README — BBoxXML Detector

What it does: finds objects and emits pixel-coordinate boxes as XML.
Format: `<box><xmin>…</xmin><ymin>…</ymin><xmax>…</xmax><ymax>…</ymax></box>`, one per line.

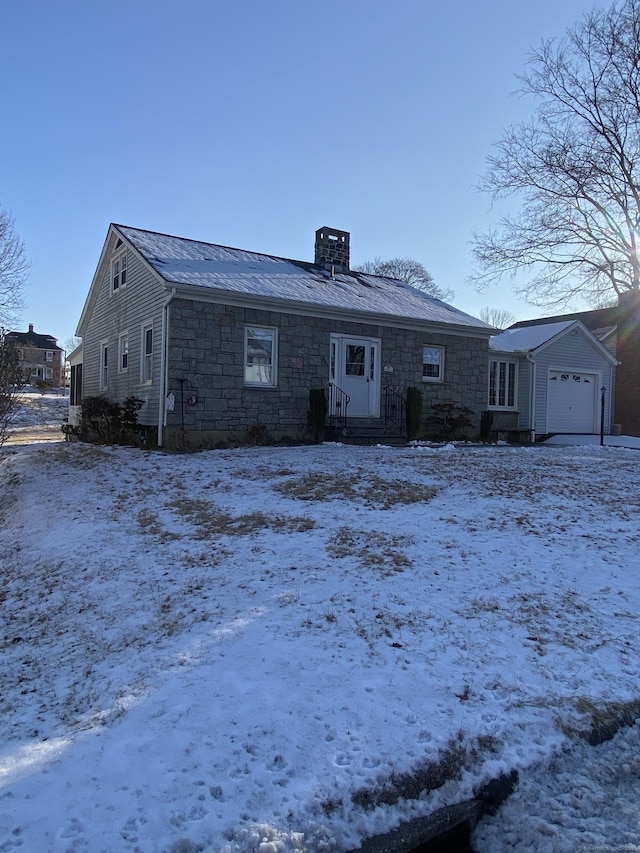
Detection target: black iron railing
<box><xmin>328</xmin><ymin>383</ymin><xmax>350</xmax><ymax>429</ymax></box>
<box><xmin>383</xmin><ymin>385</ymin><xmax>406</xmax><ymax>432</ymax></box>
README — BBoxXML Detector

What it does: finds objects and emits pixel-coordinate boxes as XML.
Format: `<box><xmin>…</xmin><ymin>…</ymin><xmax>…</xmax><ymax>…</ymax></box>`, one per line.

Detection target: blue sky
<box><xmin>1</xmin><ymin>0</ymin><xmax>600</xmax><ymax>349</ymax></box>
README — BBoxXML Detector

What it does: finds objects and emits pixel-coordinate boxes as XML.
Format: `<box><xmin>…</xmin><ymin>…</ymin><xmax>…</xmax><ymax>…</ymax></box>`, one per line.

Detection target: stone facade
<box><xmin>164</xmin><ymin>298</ymin><xmax>489</xmax><ymax>447</ymax></box>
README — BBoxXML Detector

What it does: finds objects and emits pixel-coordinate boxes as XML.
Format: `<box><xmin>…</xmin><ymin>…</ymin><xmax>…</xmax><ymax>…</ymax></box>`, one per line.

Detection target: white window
<box><xmin>489</xmin><ymin>359</ymin><xmax>517</xmax><ymax>408</ymax></box>
<box><xmin>244</xmin><ymin>327</ymin><xmax>277</xmax><ymax>386</ymax></box>
<box><xmin>45</xmin><ymin>350</ymin><xmax>54</xmax><ymax>362</ymax></box>
<box><xmin>100</xmin><ymin>342</ymin><xmax>109</xmax><ymax>390</ymax></box>
<box><xmin>112</xmin><ymin>250</ymin><xmax>127</xmax><ymax>293</ymax></box>
<box><xmin>118</xmin><ymin>332</ymin><xmax>129</xmax><ymax>373</ymax></box>
<box><xmin>45</xmin><ymin>367</ymin><xmax>53</xmax><ymax>380</ymax></box>
<box><xmin>141</xmin><ymin>324</ymin><xmax>153</xmax><ymax>383</ymax></box>
<box><xmin>422</xmin><ymin>346</ymin><xmax>444</xmax><ymax>382</ymax></box>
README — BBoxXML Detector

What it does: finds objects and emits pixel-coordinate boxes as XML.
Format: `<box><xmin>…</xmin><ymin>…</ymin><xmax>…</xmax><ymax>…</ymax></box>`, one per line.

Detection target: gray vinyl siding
<box><xmin>532</xmin><ymin>331</ymin><xmax>614</xmax><ymax>434</ymax></box>
<box><xmin>81</xmin><ymin>235</ymin><xmax>167</xmax><ymax>427</ymax></box>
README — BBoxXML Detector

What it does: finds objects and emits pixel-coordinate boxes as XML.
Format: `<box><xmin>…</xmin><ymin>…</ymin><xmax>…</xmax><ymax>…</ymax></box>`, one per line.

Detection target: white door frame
<box><xmin>329</xmin><ymin>334</ymin><xmax>381</xmax><ymax>418</ymax></box>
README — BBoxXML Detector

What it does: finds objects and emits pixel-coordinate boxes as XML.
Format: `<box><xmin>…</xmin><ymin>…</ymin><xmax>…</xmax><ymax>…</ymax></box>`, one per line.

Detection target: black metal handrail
<box><xmin>328</xmin><ymin>382</ymin><xmax>350</xmax><ymax>429</ymax></box>
<box><xmin>383</xmin><ymin>385</ymin><xmax>406</xmax><ymax>431</ymax></box>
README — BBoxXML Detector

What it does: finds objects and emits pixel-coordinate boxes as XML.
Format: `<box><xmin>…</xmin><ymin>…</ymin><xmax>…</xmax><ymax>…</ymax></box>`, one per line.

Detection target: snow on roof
<box><xmin>116</xmin><ymin>225</ymin><xmax>492</xmax><ymax>331</ymax></box>
<box><xmin>489</xmin><ymin>320</ymin><xmax>576</xmax><ymax>353</ymax></box>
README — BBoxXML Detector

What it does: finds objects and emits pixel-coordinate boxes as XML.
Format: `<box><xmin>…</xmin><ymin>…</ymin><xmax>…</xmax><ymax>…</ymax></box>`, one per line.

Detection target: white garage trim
<box><xmin>546</xmin><ymin>368</ymin><xmax>601</xmax><ymax>433</ymax></box>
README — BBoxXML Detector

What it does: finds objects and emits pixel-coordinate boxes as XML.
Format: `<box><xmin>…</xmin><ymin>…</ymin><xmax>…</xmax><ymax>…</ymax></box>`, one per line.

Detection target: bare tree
<box><xmin>472</xmin><ymin>0</ymin><xmax>640</xmax><ymax>308</ymax></box>
<box><xmin>0</xmin><ymin>207</ymin><xmax>29</xmax><ymax>326</ymax></box>
<box><xmin>479</xmin><ymin>306</ymin><xmax>517</xmax><ymax>329</ymax></box>
<box><xmin>356</xmin><ymin>257</ymin><xmax>454</xmax><ymax>301</ymax></box>
<box><xmin>0</xmin><ymin>330</ymin><xmax>24</xmax><ymax>446</ymax></box>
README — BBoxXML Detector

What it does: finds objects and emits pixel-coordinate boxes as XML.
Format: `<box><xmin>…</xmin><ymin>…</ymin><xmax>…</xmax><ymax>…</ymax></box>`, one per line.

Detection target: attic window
<box><xmin>111</xmin><ymin>250</ymin><xmax>127</xmax><ymax>293</ymax></box>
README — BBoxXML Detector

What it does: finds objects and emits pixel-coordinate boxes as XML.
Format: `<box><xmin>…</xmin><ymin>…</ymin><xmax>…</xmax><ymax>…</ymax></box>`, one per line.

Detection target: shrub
<box><xmin>405</xmin><ymin>386</ymin><xmax>422</xmax><ymax>441</ymax></box>
<box><xmin>70</xmin><ymin>395</ymin><xmax>144</xmax><ymax>445</ymax></box>
<box><xmin>425</xmin><ymin>401</ymin><xmax>475</xmax><ymax>441</ymax></box>
<box><xmin>33</xmin><ymin>379</ymin><xmax>50</xmax><ymax>395</ymax></box>
<box><xmin>480</xmin><ymin>410</ymin><xmax>494</xmax><ymax>442</ymax></box>
<box><xmin>308</xmin><ymin>388</ymin><xmax>328</xmax><ymax>443</ymax></box>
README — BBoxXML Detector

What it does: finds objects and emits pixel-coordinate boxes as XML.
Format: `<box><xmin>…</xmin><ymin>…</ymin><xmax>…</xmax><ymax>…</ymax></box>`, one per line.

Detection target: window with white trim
<box><xmin>45</xmin><ymin>367</ymin><xmax>53</xmax><ymax>380</ymax></box>
<box><xmin>118</xmin><ymin>332</ymin><xmax>129</xmax><ymax>373</ymax></box>
<box><xmin>45</xmin><ymin>350</ymin><xmax>54</xmax><ymax>362</ymax></box>
<box><xmin>100</xmin><ymin>342</ymin><xmax>109</xmax><ymax>390</ymax></box>
<box><xmin>422</xmin><ymin>345</ymin><xmax>444</xmax><ymax>382</ymax></box>
<box><xmin>244</xmin><ymin>326</ymin><xmax>277</xmax><ymax>386</ymax></box>
<box><xmin>489</xmin><ymin>358</ymin><xmax>516</xmax><ymax>408</ymax></box>
<box><xmin>141</xmin><ymin>324</ymin><xmax>153</xmax><ymax>383</ymax></box>
<box><xmin>111</xmin><ymin>250</ymin><xmax>127</xmax><ymax>293</ymax></box>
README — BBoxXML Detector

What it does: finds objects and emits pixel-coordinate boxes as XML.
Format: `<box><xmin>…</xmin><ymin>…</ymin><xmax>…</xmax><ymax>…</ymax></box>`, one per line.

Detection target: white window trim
<box><xmin>45</xmin><ymin>367</ymin><xmax>53</xmax><ymax>380</ymax></box>
<box><xmin>111</xmin><ymin>249</ymin><xmax>128</xmax><ymax>294</ymax></box>
<box><xmin>488</xmin><ymin>357</ymin><xmax>518</xmax><ymax>410</ymax></box>
<box><xmin>244</xmin><ymin>326</ymin><xmax>278</xmax><ymax>387</ymax></box>
<box><xmin>118</xmin><ymin>331</ymin><xmax>129</xmax><ymax>374</ymax></box>
<box><xmin>141</xmin><ymin>323</ymin><xmax>153</xmax><ymax>384</ymax></box>
<box><xmin>100</xmin><ymin>340</ymin><xmax>109</xmax><ymax>390</ymax></box>
<box><xmin>421</xmin><ymin>345</ymin><xmax>444</xmax><ymax>383</ymax></box>
<box><xmin>45</xmin><ymin>350</ymin><xmax>54</xmax><ymax>362</ymax></box>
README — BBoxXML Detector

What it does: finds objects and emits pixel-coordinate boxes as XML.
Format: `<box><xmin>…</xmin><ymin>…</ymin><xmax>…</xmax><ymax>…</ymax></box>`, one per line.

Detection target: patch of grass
<box><xmin>327</xmin><ymin>527</ymin><xmax>413</xmax><ymax>575</ymax></box>
<box><xmin>274</xmin><ymin>472</ymin><xmax>437</xmax><ymax>508</ymax></box>
<box><xmin>164</xmin><ymin>497</ymin><xmax>315</xmax><ymax>539</ymax></box>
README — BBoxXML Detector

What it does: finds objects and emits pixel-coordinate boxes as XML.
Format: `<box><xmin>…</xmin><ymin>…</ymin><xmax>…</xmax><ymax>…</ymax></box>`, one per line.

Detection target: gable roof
<box><xmin>109</xmin><ymin>225</ymin><xmax>493</xmax><ymax>335</ymax></box>
<box><xmin>490</xmin><ymin>319</ymin><xmax>618</xmax><ymax>364</ymax></box>
<box><xmin>510</xmin><ymin>306</ymin><xmax>618</xmax><ymax>344</ymax></box>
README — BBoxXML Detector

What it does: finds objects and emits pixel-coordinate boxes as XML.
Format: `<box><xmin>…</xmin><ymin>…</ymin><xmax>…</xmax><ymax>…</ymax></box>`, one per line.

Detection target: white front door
<box><xmin>330</xmin><ymin>335</ymin><xmax>380</xmax><ymax>417</ymax></box>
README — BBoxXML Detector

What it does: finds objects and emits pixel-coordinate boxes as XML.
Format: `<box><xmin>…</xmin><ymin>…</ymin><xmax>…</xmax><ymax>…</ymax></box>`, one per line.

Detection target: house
<box><xmin>488</xmin><ymin>320</ymin><xmax>618</xmax><ymax>440</ymax></box>
<box><xmin>506</xmin><ymin>291</ymin><xmax>640</xmax><ymax>436</ymax></box>
<box><xmin>5</xmin><ymin>324</ymin><xmax>64</xmax><ymax>387</ymax></box>
<box><xmin>72</xmin><ymin>224</ymin><xmax>494</xmax><ymax>446</ymax></box>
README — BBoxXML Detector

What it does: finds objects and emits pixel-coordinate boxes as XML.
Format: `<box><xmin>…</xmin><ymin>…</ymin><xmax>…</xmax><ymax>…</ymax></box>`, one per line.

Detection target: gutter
<box><xmin>526</xmin><ymin>354</ymin><xmax>536</xmax><ymax>439</ymax></box>
<box><xmin>157</xmin><ymin>288</ymin><xmax>176</xmax><ymax>448</ymax></box>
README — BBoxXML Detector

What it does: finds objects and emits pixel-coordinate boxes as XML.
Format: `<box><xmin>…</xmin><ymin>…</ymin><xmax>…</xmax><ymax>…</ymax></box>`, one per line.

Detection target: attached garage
<box><xmin>489</xmin><ymin>320</ymin><xmax>618</xmax><ymax>439</ymax></box>
<box><xmin>547</xmin><ymin>370</ymin><xmax>598</xmax><ymax>433</ymax></box>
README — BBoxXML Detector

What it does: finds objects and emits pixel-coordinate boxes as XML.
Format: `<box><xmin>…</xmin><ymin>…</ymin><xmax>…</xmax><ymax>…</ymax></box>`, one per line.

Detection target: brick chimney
<box><xmin>615</xmin><ymin>289</ymin><xmax>640</xmax><ymax>436</ymax></box>
<box><xmin>28</xmin><ymin>323</ymin><xmax>34</xmax><ymax>333</ymax></box>
<box><xmin>314</xmin><ymin>227</ymin><xmax>350</xmax><ymax>273</ymax></box>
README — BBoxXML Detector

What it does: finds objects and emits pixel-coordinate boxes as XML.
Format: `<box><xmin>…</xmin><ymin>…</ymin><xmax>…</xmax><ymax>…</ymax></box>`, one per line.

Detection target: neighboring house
<box><xmin>5</xmin><ymin>324</ymin><xmax>64</xmax><ymax>387</ymax></box>
<box><xmin>73</xmin><ymin>224</ymin><xmax>494</xmax><ymax>446</ymax></box>
<box><xmin>489</xmin><ymin>320</ymin><xmax>618</xmax><ymax>440</ymax></box>
<box><xmin>507</xmin><ymin>291</ymin><xmax>640</xmax><ymax>437</ymax></box>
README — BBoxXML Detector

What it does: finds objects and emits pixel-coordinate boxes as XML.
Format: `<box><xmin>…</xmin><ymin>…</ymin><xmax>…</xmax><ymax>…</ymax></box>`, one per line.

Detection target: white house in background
<box><xmin>488</xmin><ymin>320</ymin><xmax>619</xmax><ymax>440</ymax></box>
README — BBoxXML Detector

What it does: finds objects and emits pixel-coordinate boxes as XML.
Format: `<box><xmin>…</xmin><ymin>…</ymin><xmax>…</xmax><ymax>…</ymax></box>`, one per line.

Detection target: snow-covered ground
<box><xmin>1</xmin><ymin>394</ymin><xmax>639</xmax><ymax>852</ymax></box>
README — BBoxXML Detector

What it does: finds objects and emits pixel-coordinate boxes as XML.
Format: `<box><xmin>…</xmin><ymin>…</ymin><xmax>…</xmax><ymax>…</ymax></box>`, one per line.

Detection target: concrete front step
<box><xmin>325</xmin><ymin>421</ymin><xmax>407</xmax><ymax>446</ymax></box>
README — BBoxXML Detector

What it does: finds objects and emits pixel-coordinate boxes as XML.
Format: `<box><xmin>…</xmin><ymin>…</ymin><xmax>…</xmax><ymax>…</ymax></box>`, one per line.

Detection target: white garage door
<box><xmin>547</xmin><ymin>371</ymin><xmax>597</xmax><ymax>432</ymax></box>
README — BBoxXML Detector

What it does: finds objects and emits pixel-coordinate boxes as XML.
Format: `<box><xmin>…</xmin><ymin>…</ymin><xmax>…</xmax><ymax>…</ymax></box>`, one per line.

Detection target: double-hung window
<box><xmin>422</xmin><ymin>345</ymin><xmax>444</xmax><ymax>382</ymax></box>
<box><xmin>141</xmin><ymin>324</ymin><xmax>153</xmax><ymax>383</ymax></box>
<box><xmin>489</xmin><ymin>358</ymin><xmax>516</xmax><ymax>408</ymax></box>
<box><xmin>45</xmin><ymin>350</ymin><xmax>54</xmax><ymax>362</ymax></box>
<box><xmin>118</xmin><ymin>332</ymin><xmax>129</xmax><ymax>373</ymax></box>
<box><xmin>100</xmin><ymin>342</ymin><xmax>109</xmax><ymax>390</ymax></box>
<box><xmin>244</xmin><ymin>327</ymin><xmax>277</xmax><ymax>386</ymax></box>
<box><xmin>112</xmin><ymin>250</ymin><xmax>127</xmax><ymax>293</ymax></box>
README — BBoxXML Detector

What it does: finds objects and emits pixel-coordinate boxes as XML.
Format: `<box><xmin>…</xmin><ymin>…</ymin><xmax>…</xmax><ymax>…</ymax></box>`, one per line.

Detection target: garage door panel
<box><xmin>548</xmin><ymin>371</ymin><xmax>596</xmax><ymax>432</ymax></box>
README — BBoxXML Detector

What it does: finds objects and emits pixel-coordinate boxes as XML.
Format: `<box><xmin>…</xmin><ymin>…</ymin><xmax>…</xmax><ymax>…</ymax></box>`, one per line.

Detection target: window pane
<box><xmin>346</xmin><ymin>345</ymin><xmax>365</xmax><ymax>376</ymax></box>
<box><xmin>422</xmin><ymin>346</ymin><xmax>442</xmax><ymax>379</ymax></box>
<box><xmin>245</xmin><ymin>327</ymin><xmax>275</xmax><ymax>384</ymax></box>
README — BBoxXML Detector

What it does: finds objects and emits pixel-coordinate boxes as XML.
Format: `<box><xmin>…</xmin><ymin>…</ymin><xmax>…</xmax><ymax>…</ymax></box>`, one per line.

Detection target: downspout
<box><xmin>526</xmin><ymin>354</ymin><xmax>536</xmax><ymax>441</ymax></box>
<box><xmin>157</xmin><ymin>288</ymin><xmax>176</xmax><ymax>448</ymax></box>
